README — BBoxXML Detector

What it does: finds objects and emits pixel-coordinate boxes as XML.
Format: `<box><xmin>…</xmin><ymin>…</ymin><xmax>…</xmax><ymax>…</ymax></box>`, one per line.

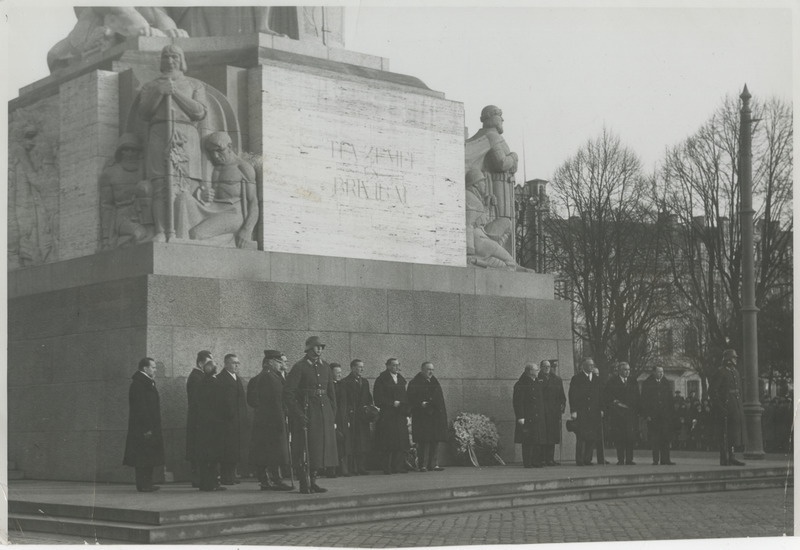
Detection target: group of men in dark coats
<box><xmin>512</xmin><ymin>360</ymin><xmax>566</xmax><ymax>468</ymax></box>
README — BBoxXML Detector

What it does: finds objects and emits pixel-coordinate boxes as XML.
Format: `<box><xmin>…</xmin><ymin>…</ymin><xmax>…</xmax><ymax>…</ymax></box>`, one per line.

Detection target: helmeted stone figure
<box><xmin>465</xmin><ymin>105</ymin><xmax>519</xmax><ymax>259</ymax></box>
<box><xmin>137</xmin><ymin>44</ymin><xmax>208</xmax><ymax>242</ymax></box>
<box><xmin>99</xmin><ymin>133</ymin><xmax>153</xmax><ymax>249</ymax></box>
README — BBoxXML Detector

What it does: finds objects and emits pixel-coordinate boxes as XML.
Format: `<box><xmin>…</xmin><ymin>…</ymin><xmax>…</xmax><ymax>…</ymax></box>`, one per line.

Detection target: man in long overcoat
<box><xmin>407</xmin><ymin>361</ymin><xmax>448</xmax><ymax>472</ymax></box>
<box><xmin>538</xmin><ymin>360</ymin><xmax>566</xmax><ymax>466</ymax></box>
<box><xmin>569</xmin><ymin>357</ymin><xmax>602</xmax><ymax>466</ymax></box>
<box><xmin>709</xmin><ymin>349</ymin><xmax>746</xmax><ymax>466</ymax></box>
<box><xmin>123</xmin><ymin>357</ymin><xmax>164</xmax><ymax>492</ymax></box>
<box><xmin>247</xmin><ymin>350</ymin><xmax>292</xmax><ymax>491</ymax></box>
<box><xmin>514</xmin><ymin>363</ymin><xmax>547</xmax><ymax>468</ymax></box>
<box><xmin>284</xmin><ymin>335</ymin><xmax>338</xmax><ymax>494</ymax></box>
<box><xmin>641</xmin><ymin>366</ymin><xmax>676</xmax><ymax>465</ymax></box>
<box><xmin>341</xmin><ymin>359</ymin><xmax>374</xmax><ymax>475</ymax></box>
<box><xmin>373</xmin><ymin>358</ymin><xmax>410</xmax><ymax>474</ymax></box>
<box><xmin>330</xmin><ymin>363</ymin><xmax>351</xmax><ymax>477</ymax></box>
<box><xmin>186</xmin><ymin>350</ymin><xmax>211</xmax><ymax>487</ymax></box>
<box><xmin>603</xmin><ymin>361</ymin><xmax>640</xmax><ymax>465</ymax></box>
<box><xmin>217</xmin><ymin>353</ymin><xmax>249</xmax><ymax>484</ymax></box>
<box><xmin>193</xmin><ymin>360</ymin><xmax>227</xmax><ymax>491</ymax></box>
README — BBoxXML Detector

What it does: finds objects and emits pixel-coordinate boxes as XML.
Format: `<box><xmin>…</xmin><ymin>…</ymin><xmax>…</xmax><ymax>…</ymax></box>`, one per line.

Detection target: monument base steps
<box><xmin>8</xmin><ymin>466</ymin><xmax>791</xmax><ymax>543</ymax></box>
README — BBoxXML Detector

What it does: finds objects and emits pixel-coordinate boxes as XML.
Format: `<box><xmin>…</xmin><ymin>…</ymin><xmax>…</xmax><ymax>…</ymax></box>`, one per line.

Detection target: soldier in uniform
<box><xmin>247</xmin><ymin>350</ymin><xmax>292</xmax><ymax>491</ymax></box>
<box><xmin>513</xmin><ymin>363</ymin><xmax>547</xmax><ymax>468</ymax></box>
<box><xmin>284</xmin><ymin>336</ymin><xmax>338</xmax><ymax>494</ymax></box>
<box><xmin>709</xmin><ymin>349</ymin><xmax>746</xmax><ymax>466</ymax></box>
<box><xmin>603</xmin><ymin>361</ymin><xmax>640</xmax><ymax>465</ymax></box>
<box><xmin>538</xmin><ymin>360</ymin><xmax>566</xmax><ymax>466</ymax></box>
<box><xmin>341</xmin><ymin>359</ymin><xmax>374</xmax><ymax>475</ymax></box>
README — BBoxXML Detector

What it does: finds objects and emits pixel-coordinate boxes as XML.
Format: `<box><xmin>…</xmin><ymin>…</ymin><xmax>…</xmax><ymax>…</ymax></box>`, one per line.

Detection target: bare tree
<box><xmin>546</xmin><ymin>129</ymin><xmax>677</xmax><ymax>377</ymax></box>
<box><xmin>658</xmin><ymin>95</ymin><xmax>793</xmax><ymax>385</ymax></box>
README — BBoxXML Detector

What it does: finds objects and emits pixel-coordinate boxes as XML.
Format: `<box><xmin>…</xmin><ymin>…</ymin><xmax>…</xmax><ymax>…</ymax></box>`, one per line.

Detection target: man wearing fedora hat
<box><xmin>709</xmin><ymin>349</ymin><xmax>746</xmax><ymax>466</ymax></box>
<box><xmin>284</xmin><ymin>336</ymin><xmax>339</xmax><ymax>493</ymax></box>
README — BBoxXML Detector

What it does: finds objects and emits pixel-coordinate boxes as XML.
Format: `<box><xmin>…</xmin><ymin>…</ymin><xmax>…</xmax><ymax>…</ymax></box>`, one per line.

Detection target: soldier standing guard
<box><xmin>284</xmin><ymin>336</ymin><xmax>339</xmax><ymax>494</ymax></box>
<box><xmin>709</xmin><ymin>349</ymin><xmax>746</xmax><ymax>466</ymax></box>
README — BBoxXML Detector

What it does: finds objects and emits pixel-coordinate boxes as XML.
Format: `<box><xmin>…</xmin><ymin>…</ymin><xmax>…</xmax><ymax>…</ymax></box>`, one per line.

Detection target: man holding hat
<box><xmin>247</xmin><ymin>350</ymin><xmax>292</xmax><ymax>491</ymax></box>
<box><xmin>709</xmin><ymin>349</ymin><xmax>746</xmax><ymax>466</ymax></box>
<box><xmin>284</xmin><ymin>336</ymin><xmax>339</xmax><ymax>493</ymax></box>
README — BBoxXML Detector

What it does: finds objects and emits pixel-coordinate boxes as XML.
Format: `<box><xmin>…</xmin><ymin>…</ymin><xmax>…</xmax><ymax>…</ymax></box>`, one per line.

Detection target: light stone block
<box><xmin>147</xmin><ymin>275</ymin><xmax>221</xmax><ymax>328</ymax></box>
<box><xmin>256</xmin><ymin>64</ymin><xmax>465</xmax><ymax>266</ymax></box>
<box><xmin>411</xmin><ymin>263</ymin><xmax>474</xmax><ymax>294</ymax></box>
<box><xmin>461</xmin><ymin>379</ymin><xmax>515</xmax><ymax>423</ymax></box>
<box><xmin>58</xmin><ymin>71</ymin><xmax>119</xmax><ymax>262</ymax></box>
<box><xmin>424</xmin><ymin>336</ymin><xmax>495</xmax><ymax>379</ymax></box>
<box><xmin>8</xmin><ymin>338</ymin><xmax>55</xmax><ymax>387</ymax></box>
<box><xmin>152</xmin><ymin>243</ymin><xmax>270</xmax><ymax>281</ymax></box>
<box><xmin>219</xmin><ymin>280</ymin><xmax>308</xmax><ymax>330</ymax></box>
<box><xmin>269</xmin><ymin>252</ymin><xmax>347</xmax><ymax>286</ymax></box>
<box><xmin>345</xmin><ymin>258</ymin><xmax>413</xmax><ymax>290</ymax></box>
<box><xmin>460</xmin><ymin>295</ymin><xmax>527</xmax><ymax>338</ymax></box>
<box><xmin>475</xmin><ymin>270</ymin><xmax>554</xmax><ymax>300</ymax></box>
<box><xmin>387</xmin><ymin>290</ymin><xmax>460</xmax><ymax>336</ymax></box>
<box><xmin>493</xmin><ymin>337</ymin><xmax>560</xmax><ymax>380</ymax></box>
<box><xmin>556</xmin><ymin>340</ymin><xmax>576</xmax><ymax>378</ymax></box>
<box><xmin>526</xmin><ymin>298</ymin><xmax>573</xmax><ymax>340</ymax></box>
<box><xmin>307</xmin><ymin>286</ymin><xmax>388</xmax><ymax>333</ymax></box>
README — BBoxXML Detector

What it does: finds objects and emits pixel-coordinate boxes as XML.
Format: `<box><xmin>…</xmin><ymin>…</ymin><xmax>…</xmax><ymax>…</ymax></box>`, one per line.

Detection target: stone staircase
<box><xmin>8</xmin><ymin>466</ymin><xmax>791</xmax><ymax>544</ymax></box>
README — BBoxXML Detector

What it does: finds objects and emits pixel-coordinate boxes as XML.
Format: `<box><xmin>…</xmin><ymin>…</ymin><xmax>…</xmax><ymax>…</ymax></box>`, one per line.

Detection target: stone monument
<box><xmin>465</xmin><ymin>105</ymin><xmax>519</xmax><ymax>261</ymax></box>
<box><xmin>8</xmin><ymin>6</ymin><xmax>572</xmax><ymax>482</ymax></box>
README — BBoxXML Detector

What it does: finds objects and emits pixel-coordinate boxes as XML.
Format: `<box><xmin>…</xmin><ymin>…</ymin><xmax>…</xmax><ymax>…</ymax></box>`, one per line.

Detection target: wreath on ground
<box><xmin>450</xmin><ymin>412</ymin><xmax>505</xmax><ymax>467</ymax></box>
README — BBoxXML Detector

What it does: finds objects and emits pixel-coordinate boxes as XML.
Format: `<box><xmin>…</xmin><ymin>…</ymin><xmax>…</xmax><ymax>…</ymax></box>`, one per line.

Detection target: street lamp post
<box><xmin>738</xmin><ymin>84</ymin><xmax>764</xmax><ymax>459</ymax></box>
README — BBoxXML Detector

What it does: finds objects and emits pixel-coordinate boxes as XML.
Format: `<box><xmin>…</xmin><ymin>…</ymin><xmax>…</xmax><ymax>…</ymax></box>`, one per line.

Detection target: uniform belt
<box><xmin>303</xmin><ymin>388</ymin><xmax>326</xmax><ymax>397</ymax></box>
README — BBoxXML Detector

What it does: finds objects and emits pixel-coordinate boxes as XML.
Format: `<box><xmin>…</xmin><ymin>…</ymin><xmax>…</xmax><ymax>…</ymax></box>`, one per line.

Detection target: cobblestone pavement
<box><xmin>14</xmin><ymin>487</ymin><xmax>789</xmax><ymax>546</ymax></box>
<box><xmin>189</xmin><ymin>487</ymin><xmax>793</xmax><ymax>546</ymax></box>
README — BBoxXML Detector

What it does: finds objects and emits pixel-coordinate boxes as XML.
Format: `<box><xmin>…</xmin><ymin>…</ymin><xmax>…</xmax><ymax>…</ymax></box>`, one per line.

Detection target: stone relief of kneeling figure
<box><xmin>465</xmin><ymin>168</ymin><xmax>525</xmax><ymax>271</ymax></box>
<box><xmin>173</xmin><ymin>132</ymin><xmax>259</xmax><ymax>249</ymax></box>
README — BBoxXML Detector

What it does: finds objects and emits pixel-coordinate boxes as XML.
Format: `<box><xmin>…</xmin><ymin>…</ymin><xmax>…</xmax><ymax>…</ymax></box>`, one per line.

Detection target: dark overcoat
<box><xmin>709</xmin><ymin>366</ymin><xmax>745</xmax><ymax>446</ymax></box>
<box><xmin>341</xmin><ymin>373</ymin><xmax>374</xmax><ymax>453</ymax></box>
<box><xmin>603</xmin><ymin>375</ymin><xmax>640</xmax><ymax>441</ymax></box>
<box><xmin>217</xmin><ymin>369</ymin><xmax>249</xmax><ymax>463</ymax></box>
<box><xmin>513</xmin><ymin>373</ymin><xmax>547</xmax><ymax>444</ymax></box>
<box><xmin>568</xmin><ymin>371</ymin><xmax>602</xmax><ymax>441</ymax></box>
<box><xmin>640</xmin><ymin>375</ymin><xmax>673</xmax><ymax>441</ymax></box>
<box><xmin>373</xmin><ymin>370</ymin><xmax>410</xmax><ymax>452</ymax></box>
<box><xmin>247</xmin><ymin>368</ymin><xmax>289</xmax><ymax>467</ymax></box>
<box><xmin>284</xmin><ymin>355</ymin><xmax>339</xmax><ymax>469</ymax></box>
<box><xmin>538</xmin><ymin>371</ymin><xmax>566</xmax><ymax>444</ymax></box>
<box><xmin>193</xmin><ymin>373</ymin><xmax>227</xmax><ymax>462</ymax></box>
<box><xmin>185</xmin><ymin>367</ymin><xmax>204</xmax><ymax>461</ymax></box>
<box><xmin>407</xmin><ymin>373</ymin><xmax>448</xmax><ymax>443</ymax></box>
<box><xmin>123</xmin><ymin>370</ymin><xmax>165</xmax><ymax>467</ymax></box>
<box><xmin>333</xmin><ymin>379</ymin><xmax>351</xmax><ymax>456</ymax></box>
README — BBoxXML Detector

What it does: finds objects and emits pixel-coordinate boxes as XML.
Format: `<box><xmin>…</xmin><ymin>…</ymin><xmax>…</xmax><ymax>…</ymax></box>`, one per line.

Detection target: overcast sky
<box><xmin>3</xmin><ymin>1</ymin><xmax>795</xmax><ymax>180</ymax></box>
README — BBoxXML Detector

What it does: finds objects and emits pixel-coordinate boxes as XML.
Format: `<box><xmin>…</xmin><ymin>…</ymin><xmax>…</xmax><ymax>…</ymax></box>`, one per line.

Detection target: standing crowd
<box><xmin>124</xmin><ymin>344</ymin><xmax>752</xmax><ymax>493</ymax></box>
<box><xmin>124</xmin><ymin>336</ymin><xmax>448</xmax><ymax>494</ymax></box>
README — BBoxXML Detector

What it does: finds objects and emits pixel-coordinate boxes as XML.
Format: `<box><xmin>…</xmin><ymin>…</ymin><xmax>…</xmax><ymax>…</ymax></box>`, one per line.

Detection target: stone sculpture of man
<box><xmin>465</xmin><ymin>168</ymin><xmax>517</xmax><ymax>270</ymax></box>
<box><xmin>138</xmin><ymin>45</ymin><xmax>208</xmax><ymax>242</ymax></box>
<box><xmin>172</xmin><ymin>132</ymin><xmax>258</xmax><ymax>248</ymax></box>
<box><xmin>99</xmin><ymin>133</ymin><xmax>153</xmax><ymax>249</ymax></box>
<box><xmin>465</xmin><ymin>105</ymin><xmax>519</xmax><ymax>257</ymax></box>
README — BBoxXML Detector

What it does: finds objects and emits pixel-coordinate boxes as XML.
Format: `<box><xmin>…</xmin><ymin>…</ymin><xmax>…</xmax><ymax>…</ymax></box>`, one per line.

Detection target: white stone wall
<box><xmin>58</xmin><ymin>71</ymin><xmax>120</xmax><ymax>261</ymax></box>
<box><xmin>253</xmin><ymin>64</ymin><xmax>466</xmax><ymax>266</ymax></box>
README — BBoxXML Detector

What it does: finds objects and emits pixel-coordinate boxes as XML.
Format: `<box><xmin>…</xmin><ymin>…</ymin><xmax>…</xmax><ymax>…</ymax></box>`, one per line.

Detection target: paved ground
<box><xmin>9</xmin><ymin>487</ymin><xmax>793</xmax><ymax>545</ymax></box>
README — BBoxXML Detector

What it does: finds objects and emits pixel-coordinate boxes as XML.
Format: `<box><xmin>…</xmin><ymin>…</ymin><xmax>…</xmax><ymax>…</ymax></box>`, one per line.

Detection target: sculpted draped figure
<box><xmin>465</xmin><ymin>169</ymin><xmax>519</xmax><ymax>271</ymax></box>
<box><xmin>465</xmin><ymin>105</ymin><xmax>519</xmax><ymax>259</ymax></box>
<box><xmin>48</xmin><ymin>6</ymin><xmax>344</xmax><ymax>71</ymax></box>
<box><xmin>138</xmin><ymin>45</ymin><xmax>208</xmax><ymax>242</ymax></box>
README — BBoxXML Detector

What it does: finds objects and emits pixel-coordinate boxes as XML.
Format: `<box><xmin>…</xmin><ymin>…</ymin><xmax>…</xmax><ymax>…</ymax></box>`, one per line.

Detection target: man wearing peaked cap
<box><xmin>284</xmin><ymin>336</ymin><xmax>338</xmax><ymax>493</ymax></box>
